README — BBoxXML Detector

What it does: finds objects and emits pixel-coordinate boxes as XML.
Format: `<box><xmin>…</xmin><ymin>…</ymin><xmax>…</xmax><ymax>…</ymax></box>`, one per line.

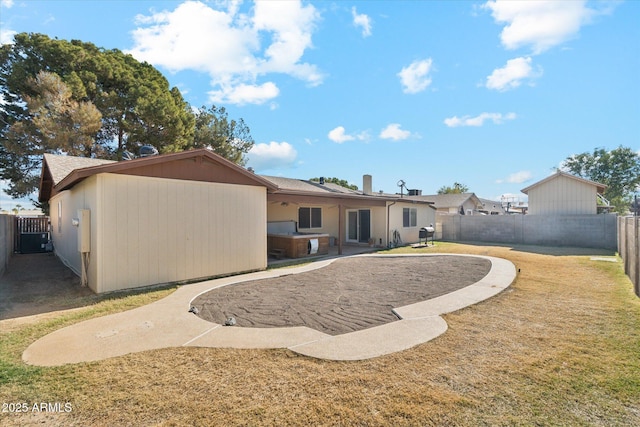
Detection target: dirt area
<box><xmin>0</xmin><ymin>253</ymin><xmax>96</xmax><ymax>321</ymax></box>
<box><xmin>192</xmin><ymin>255</ymin><xmax>491</xmax><ymax>335</ymax></box>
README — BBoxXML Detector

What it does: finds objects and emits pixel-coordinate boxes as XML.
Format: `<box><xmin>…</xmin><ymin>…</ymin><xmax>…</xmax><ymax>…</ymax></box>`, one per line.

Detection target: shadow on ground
<box><xmin>0</xmin><ymin>253</ymin><xmax>97</xmax><ymax>320</ymax></box>
<box><xmin>452</xmin><ymin>241</ymin><xmax>617</xmax><ymax>257</ymax></box>
<box><xmin>0</xmin><ymin>243</ymin><xmax>617</xmax><ymax>321</ymax></box>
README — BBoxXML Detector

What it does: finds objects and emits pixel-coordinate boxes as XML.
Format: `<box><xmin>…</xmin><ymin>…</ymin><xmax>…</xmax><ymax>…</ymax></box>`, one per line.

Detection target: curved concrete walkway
<box><xmin>23</xmin><ymin>254</ymin><xmax>516</xmax><ymax>366</ymax></box>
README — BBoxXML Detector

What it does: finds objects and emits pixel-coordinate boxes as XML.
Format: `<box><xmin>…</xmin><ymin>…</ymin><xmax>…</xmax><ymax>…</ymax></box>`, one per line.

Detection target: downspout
<box><xmin>338</xmin><ymin>203</ymin><xmax>343</xmax><ymax>255</ymax></box>
<box><xmin>387</xmin><ymin>200</ymin><xmax>397</xmax><ymax>248</ymax></box>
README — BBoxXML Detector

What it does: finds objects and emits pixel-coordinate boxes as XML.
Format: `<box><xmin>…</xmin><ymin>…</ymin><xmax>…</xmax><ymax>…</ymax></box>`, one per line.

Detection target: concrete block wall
<box><xmin>0</xmin><ymin>214</ymin><xmax>14</xmax><ymax>277</ymax></box>
<box><xmin>439</xmin><ymin>213</ymin><xmax>617</xmax><ymax>251</ymax></box>
<box><xmin>618</xmin><ymin>216</ymin><xmax>639</xmax><ymax>297</ymax></box>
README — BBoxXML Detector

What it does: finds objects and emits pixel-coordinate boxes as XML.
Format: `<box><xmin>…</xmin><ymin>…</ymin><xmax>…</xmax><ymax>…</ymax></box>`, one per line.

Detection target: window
<box><xmin>299</xmin><ymin>207</ymin><xmax>322</xmax><ymax>229</ymax></box>
<box><xmin>403</xmin><ymin>207</ymin><xmax>417</xmax><ymax>227</ymax></box>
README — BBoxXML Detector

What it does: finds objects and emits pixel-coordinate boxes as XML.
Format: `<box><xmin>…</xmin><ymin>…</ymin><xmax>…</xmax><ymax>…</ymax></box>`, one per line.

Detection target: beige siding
<box><xmin>369</xmin><ymin>206</ymin><xmax>387</xmax><ymax>245</ymax></box>
<box><xmin>92</xmin><ymin>173</ymin><xmax>266</xmax><ymax>293</ymax></box>
<box><xmin>267</xmin><ymin>202</ymin><xmax>340</xmax><ymax>238</ymax></box>
<box><xmin>389</xmin><ymin>202</ymin><xmax>436</xmax><ymax>245</ymax></box>
<box><xmin>49</xmin><ymin>176</ymin><xmax>99</xmax><ymax>291</ymax></box>
<box><xmin>528</xmin><ymin>174</ymin><xmax>597</xmax><ymax>215</ymax></box>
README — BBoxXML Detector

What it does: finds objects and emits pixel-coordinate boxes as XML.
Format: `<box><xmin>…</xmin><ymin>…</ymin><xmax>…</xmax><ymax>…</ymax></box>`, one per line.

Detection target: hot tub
<box><xmin>267</xmin><ymin>221</ymin><xmax>330</xmax><ymax>259</ymax></box>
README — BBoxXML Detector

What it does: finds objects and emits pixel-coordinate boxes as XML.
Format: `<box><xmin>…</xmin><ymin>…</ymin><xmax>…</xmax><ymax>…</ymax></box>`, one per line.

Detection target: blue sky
<box><xmin>1</xmin><ymin>0</ymin><xmax>639</xmax><ymax>211</ymax></box>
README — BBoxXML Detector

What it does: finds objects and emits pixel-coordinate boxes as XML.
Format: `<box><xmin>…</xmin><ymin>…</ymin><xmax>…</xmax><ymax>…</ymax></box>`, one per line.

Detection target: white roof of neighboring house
<box><xmin>521</xmin><ymin>171</ymin><xmax>606</xmax><ymax>194</ymax></box>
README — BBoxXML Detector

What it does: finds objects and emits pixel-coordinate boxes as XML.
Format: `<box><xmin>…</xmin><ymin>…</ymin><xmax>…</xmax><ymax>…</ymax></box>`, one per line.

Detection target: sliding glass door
<box><xmin>347</xmin><ymin>209</ymin><xmax>371</xmax><ymax>243</ymax></box>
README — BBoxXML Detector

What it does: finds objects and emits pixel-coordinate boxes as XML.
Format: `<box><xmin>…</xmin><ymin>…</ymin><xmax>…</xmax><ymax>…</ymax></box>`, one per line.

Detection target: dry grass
<box><xmin>1</xmin><ymin>243</ymin><xmax>639</xmax><ymax>426</ymax></box>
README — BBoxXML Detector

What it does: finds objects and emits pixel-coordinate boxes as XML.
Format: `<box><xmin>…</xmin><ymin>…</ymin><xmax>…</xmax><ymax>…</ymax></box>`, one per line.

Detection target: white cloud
<box><xmin>0</xmin><ymin>0</ymin><xmax>16</xmax><ymax>45</ymax></box>
<box><xmin>0</xmin><ymin>28</ymin><xmax>16</xmax><ymax>45</ymax></box>
<box><xmin>352</xmin><ymin>7</ymin><xmax>372</xmax><ymax>37</ymax></box>
<box><xmin>379</xmin><ymin>123</ymin><xmax>411</xmax><ymax>141</ymax></box>
<box><xmin>209</xmin><ymin>81</ymin><xmax>279</xmax><ymax>105</ymax></box>
<box><xmin>247</xmin><ymin>141</ymin><xmax>297</xmax><ymax>170</ymax></box>
<box><xmin>497</xmin><ymin>171</ymin><xmax>533</xmax><ymax>184</ymax></box>
<box><xmin>328</xmin><ymin>126</ymin><xmax>355</xmax><ymax>143</ymax></box>
<box><xmin>327</xmin><ymin>126</ymin><xmax>368</xmax><ymax>143</ymax></box>
<box><xmin>397</xmin><ymin>58</ymin><xmax>433</xmax><ymax>94</ymax></box>
<box><xmin>483</xmin><ymin>0</ymin><xmax>596</xmax><ymax>54</ymax></box>
<box><xmin>444</xmin><ymin>112</ymin><xmax>516</xmax><ymax>127</ymax></box>
<box><xmin>127</xmin><ymin>0</ymin><xmax>322</xmax><ymax>105</ymax></box>
<box><xmin>486</xmin><ymin>56</ymin><xmax>541</xmax><ymax>91</ymax></box>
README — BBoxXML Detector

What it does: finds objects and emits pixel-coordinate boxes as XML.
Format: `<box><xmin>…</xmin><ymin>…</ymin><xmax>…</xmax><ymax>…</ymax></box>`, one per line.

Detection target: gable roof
<box><xmin>521</xmin><ymin>171</ymin><xmax>606</xmax><ymax>195</ymax></box>
<box><xmin>408</xmin><ymin>193</ymin><xmax>482</xmax><ymax>210</ymax></box>
<box><xmin>39</xmin><ymin>149</ymin><xmax>278</xmax><ymax>202</ymax></box>
<box><xmin>477</xmin><ymin>198</ymin><xmax>506</xmax><ymax>213</ymax></box>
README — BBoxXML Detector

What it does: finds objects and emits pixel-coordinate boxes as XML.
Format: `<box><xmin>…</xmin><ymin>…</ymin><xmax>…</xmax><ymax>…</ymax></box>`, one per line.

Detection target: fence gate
<box><xmin>14</xmin><ymin>216</ymin><xmax>51</xmax><ymax>254</ymax></box>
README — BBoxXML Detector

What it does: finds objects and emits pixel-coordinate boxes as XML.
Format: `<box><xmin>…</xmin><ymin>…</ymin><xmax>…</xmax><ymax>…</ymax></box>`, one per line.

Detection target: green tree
<box><xmin>562</xmin><ymin>146</ymin><xmax>640</xmax><ymax>213</ymax></box>
<box><xmin>437</xmin><ymin>182</ymin><xmax>469</xmax><ymax>194</ymax></box>
<box><xmin>190</xmin><ymin>106</ymin><xmax>254</xmax><ymax>165</ymax></box>
<box><xmin>310</xmin><ymin>177</ymin><xmax>358</xmax><ymax>190</ymax></box>
<box><xmin>0</xmin><ymin>32</ymin><xmax>195</xmax><ymax>198</ymax></box>
<box><xmin>2</xmin><ymin>71</ymin><xmax>102</xmax><ymax>197</ymax></box>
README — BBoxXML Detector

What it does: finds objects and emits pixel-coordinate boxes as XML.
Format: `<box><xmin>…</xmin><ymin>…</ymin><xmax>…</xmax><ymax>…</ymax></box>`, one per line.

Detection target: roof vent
<box><xmin>122</xmin><ymin>150</ymin><xmax>135</xmax><ymax>161</ymax></box>
<box><xmin>319</xmin><ymin>177</ymin><xmax>325</xmax><ymax>185</ymax></box>
<box><xmin>139</xmin><ymin>145</ymin><xmax>159</xmax><ymax>157</ymax></box>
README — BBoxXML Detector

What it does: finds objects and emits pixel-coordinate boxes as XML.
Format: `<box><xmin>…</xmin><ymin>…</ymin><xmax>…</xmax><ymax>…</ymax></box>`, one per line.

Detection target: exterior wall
<box><xmin>49</xmin><ymin>176</ymin><xmax>99</xmax><ymax>283</ymax></box>
<box><xmin>52</xmin><ymin>173</ymin><xmax>267</xmax><ymax>293</ymax></box>
<box><xmin>367</xmin><ymin>206</ymin><xmax>387</xmax><ymax>246</ymax></box>
<box><xmin>528</xmin><ymin>175</ymin><xmax>597</xmax><ymax>215</ymax></box>
<box><xmin>267</xmin><ymin>202</ymin><xmax>340</xmax><ymax>240</ymax></box>
<box><xmin>0</xmin><ymin>214</ymin><xmax>15</xmax><ymax>277</ymax></box>
<box><xmin>618</xmin><ymin>216</ymin><xmax>639</xmax><ymax>297</ymax></box>
<box><xmin>94</xmin><ymin>173</ymin><xmax>267</xmax><ymax>293</ymax></box>
<box><xmin>389</xmin><ymin>202</ymin><xmax>436</xmax><ymax>245</ymax></box>
<box><xmin>439</xmin><ymin>213</ymin><xmax>617</xmax><ymax>250</ymax></box>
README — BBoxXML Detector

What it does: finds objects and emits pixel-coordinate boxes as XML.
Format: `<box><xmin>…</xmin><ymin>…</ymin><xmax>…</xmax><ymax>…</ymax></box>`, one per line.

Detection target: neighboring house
<box><xmin>261</xmin><ymin>174</ymin><xmax>436</xmax><ymax>255</ymax></box>
<box><xmin>39</xmin><ymin>153</ymin><xmax>435</xmax><ymax>293</ymax></box>
<box><xmin>39</xmin><ymin>149</ymin><xmax>277</xmax><ymax>293</ymax></box>
<box><xmin>409</xmin><ymin>193</ymin><xmax>483</xmax><ymax>215</ymax></box>
<box><xmin>521</xmin><ymin>171</ymin><xmax>608</xmax><ymax>215</ymax></box>
<box><xmin>477</xmin><ymin>198</ymin><xmax>506</xmax><ymax>215</ymax></box>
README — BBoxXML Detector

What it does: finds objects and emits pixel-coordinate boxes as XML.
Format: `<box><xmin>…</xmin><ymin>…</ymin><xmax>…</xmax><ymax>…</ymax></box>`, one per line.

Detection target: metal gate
<box><xmin>14</xmin><ymin>216</ymin><xmax>51</xmax><ymax>254</ymax></box>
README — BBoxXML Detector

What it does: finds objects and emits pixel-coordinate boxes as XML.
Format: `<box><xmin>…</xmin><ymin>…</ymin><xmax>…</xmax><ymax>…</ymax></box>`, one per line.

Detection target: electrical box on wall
<box><xmin>78</xmin><ymin>209</ymin><xmax>91</xmax><ymax>253</ymax></box>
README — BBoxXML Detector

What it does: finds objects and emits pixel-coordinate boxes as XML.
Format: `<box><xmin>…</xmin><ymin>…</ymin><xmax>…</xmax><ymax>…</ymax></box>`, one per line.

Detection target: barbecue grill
<box><xmin>419</xmin><ymin>225</ymin><xmax>435</xmax><ymax>246</ymax></box>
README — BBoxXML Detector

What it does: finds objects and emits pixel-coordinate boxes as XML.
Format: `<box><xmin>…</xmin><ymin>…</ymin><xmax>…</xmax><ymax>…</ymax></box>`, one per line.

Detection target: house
<box><xmin>521</xmin><ymin>171</ymin><xmax>608</xmax><ymax>215</ymax></box>
<box><xmin>39</xmin><ymin>149</ymin><xmax>277</xmax><ymax>293</ymax></box>
<box><xmin>262</xmin><ymin>174</ymin><xmax>436</xmax><ymax>256</ymax></box>
<box><xmin>409</xmin><ymin>193</ymin><xmax>483</xmax><ymax>215</ymax></box>
<box><xmin>477</xmin><ymin>198</ymin><xmax>506</xmax><ymax>215</ymax></box>
<box><xmin>39</xmin><ymin>151</ymin><xmax>436</xmax><ymax>293</ymax></box>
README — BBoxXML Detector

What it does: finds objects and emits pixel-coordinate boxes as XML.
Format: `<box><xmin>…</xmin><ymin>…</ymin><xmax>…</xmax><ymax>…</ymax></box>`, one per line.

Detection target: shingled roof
<box><xmin>407</xmin><ymin>192</ymin><xmax>482</xmax><ymax>211</ymax></box>
<box><xmin>39</xmin><ymin>154</ymin><xmax>116</xmax><ymax>202</ymax></box>
<box><xmin>39</xmin><ymin>149</ymin><xmax>278</xmax><ymax>202</ymax></box>
<box><xmin>260</xmin><ymin>176</ymin><xmax>362</xmax><ymax>195</ymax></box>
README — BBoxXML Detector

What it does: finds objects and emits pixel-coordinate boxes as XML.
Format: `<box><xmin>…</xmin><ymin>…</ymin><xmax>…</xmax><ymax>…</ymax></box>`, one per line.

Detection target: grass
<box><xmin>1</xmin><ymin>243</ymin><xmax>639</xmax><ymax>426</ymax></box>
